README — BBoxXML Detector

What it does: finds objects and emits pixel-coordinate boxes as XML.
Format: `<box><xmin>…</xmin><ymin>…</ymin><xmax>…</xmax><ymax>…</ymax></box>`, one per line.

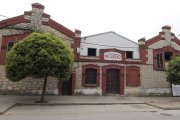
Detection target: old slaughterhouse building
<box><xmin>0</xmin><ymin>3</ymin><xmax>180</xmax><ymax>96</ymax></box>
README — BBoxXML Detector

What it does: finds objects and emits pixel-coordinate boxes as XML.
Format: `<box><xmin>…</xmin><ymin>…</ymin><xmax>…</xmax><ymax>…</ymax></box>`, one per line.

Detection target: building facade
<box><xmin>0</xmin><ymin>3</ymin><xmax>81</xmax><ymax>95</ymax></box>
<box><xmin>75</xmin><ymin>26</ymin><xmax>180</xmax><ymax>96</ymax></box>
<box><xmin>0</xmin><ymin>3</ymin><xmax>180</xmax><ymax>96</ymax></box>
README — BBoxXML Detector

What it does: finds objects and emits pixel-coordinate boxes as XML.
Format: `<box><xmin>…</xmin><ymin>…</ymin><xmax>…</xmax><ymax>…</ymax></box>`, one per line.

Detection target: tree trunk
<box><xmin>39</xmin><ymin>77</ymin><xmax>48</xmax><ymax>103</ymax></box>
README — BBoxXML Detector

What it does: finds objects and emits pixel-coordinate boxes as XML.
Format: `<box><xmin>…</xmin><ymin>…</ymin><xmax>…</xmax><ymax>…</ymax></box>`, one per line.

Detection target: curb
<box><xmin>16</xmin><ymin>102</ymin><xmax>145</xmax><ymax>106</ymax></box>
<box><xmin>0</xmin><ymin>102</ymin><xmax>145</xmax><ymax>114</ymax></box>
<box><xmin>145</xmin><ymin>103</ymin><xmax>180</xmax><ymax>110</ymax></box>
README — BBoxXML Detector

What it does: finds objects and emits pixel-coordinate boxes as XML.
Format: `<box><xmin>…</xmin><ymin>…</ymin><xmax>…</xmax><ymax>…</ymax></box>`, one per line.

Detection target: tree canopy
<box><xmin>5</xmin><ymin>32</ymin><xmax>74</xmax><ymax>102</ymax></box>
<box><xmin>166</xmin><ymin>56</ymin><xmax>180</xmax><ymax>84</ymax></box>
<box><xmin>6</xmin><ymin>32</ymin><xmax>73</xmax><ymax>81</ymax></box>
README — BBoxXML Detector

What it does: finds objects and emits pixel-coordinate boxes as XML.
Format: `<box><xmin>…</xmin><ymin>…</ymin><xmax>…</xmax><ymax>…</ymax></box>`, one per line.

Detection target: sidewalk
<box><xmin>0</xmin><ymin>95</ymin><xmax>180</xmax><ymax>114</ymax></box>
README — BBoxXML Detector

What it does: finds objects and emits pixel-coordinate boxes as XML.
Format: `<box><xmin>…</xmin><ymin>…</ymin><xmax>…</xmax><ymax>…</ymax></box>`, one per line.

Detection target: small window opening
<box><xmin>88</xmin><ymin>48</ymin><xmax>96</xmax><ymax>56</ymax></box>
<box><xmin>165</xmin><ymin>52</ymin><xmax>173</xmax><ymax>61</ymax></box>
<box><xmin>126</xmin><ymin>51</ymin><xmax>133</xmax><ymax>59</ymax></box>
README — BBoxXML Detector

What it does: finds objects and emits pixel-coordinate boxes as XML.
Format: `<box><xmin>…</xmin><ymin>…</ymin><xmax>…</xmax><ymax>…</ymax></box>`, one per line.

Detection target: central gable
<box><xmin>80</xmin><ymin>31</ymin><xmax>140</xmax><ymax>59</ymax></box>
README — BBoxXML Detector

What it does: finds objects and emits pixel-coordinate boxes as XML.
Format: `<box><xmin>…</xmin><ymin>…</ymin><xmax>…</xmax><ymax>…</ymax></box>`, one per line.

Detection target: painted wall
<box><xmin>80</xmin><ymin>32</ymin><xmax>140</xmax><ymax>59</ymax></box>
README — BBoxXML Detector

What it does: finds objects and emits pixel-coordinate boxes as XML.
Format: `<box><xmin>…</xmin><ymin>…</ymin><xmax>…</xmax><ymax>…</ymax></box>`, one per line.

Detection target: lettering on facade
<box><xmin>104</xmin><ymin>52</ymin><xmax>122</xmax><ymax>61</ymax></box>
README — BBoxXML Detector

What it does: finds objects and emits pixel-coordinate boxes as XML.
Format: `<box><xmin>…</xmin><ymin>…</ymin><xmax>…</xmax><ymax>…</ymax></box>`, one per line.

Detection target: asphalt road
<box><xmin>0</xmin><ymin>104</ymin><xmax>180</xmax><ymax>120</ymax></box>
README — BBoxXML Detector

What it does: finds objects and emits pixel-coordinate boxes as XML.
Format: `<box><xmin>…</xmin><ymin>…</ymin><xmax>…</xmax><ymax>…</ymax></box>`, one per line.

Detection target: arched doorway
<box><xmin>106</xmin><ymin>69</ymin><xmax>120</xmax><ymax>94</ymax></box>
<box><xmin>102</xmin><ymin>65</ymin><xmax>124</xmax><ymax>95</ymax></box>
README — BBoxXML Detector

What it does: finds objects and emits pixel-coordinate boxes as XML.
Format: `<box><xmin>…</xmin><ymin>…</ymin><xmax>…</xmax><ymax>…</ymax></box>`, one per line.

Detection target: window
<box><xmin>126</xmin><ymin>51</ymin><xmax>133</xmax><ymax>59</ymax></box>
<box><xmin>157</xmin><ymin>53</ymin><xmax>164</xmax><ymax>70</ymax></box>
<box><xmin>165</xmin><ymin>52</ymin><xmax>172</xmax><ymax>61</ymax></box>
<box><xmin>8</xmin><ymin>41</ymin><xmax>15</xmax><ymax>51</ymax></box>
<box><xmin>153</xmin><ymin>47</ymin><xmax>180</xmax><ymax>71</ymax></box>
<box><xmin>82</xmin><ymin>64</ymin><xmax>100</xmax><ymax>87</ymax></box>
<box><xmin>85</xmin><ymin>68</ymin><xmax>97</xmax><ymax>84</ymax></box>
<box><xmin>88</xmin><ymin>48</ymin><xmax>96</xmax><ymax>56</ymax></box>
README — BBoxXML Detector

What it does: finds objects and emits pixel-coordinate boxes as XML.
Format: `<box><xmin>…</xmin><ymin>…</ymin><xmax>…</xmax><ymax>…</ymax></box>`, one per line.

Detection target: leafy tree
<box><xmin>166</xmin><ymin>56</ymin><xmax>180</xmax><ymax>84</ymax></box>
<box><xmin>5</xmin><ymin>32</ymin><xmax>74</xmax><ymax>103</ymax></box>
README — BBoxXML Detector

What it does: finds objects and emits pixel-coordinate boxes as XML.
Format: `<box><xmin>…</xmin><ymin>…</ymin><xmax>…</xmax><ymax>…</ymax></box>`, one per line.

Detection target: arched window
<box><xmin>85</xmin><ymin>68</ymin><xmax>97</xmax><ymax>84</ymax></box>
<box><xmin>82</xmin><ymin>64</ymin><xmax>100</xmax><ymax>87</ymax></box>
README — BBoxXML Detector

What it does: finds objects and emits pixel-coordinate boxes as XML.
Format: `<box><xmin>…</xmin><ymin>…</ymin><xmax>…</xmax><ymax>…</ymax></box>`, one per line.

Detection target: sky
<box><xmin>0</xmin><ymin>0</ymin><xmax>180</xmax><ymax>42</ymax></box>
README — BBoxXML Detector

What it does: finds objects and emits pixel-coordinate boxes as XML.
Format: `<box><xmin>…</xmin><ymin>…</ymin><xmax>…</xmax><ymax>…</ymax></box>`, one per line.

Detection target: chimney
<box><xmin>162</xmin><ymin>25</ymin><xmax>172</xmax><ymax>43</ymax></box>
<box><xmin>32</xmin><ymin>3</ymin><xmax>45</xmax><ymax>10</ymax></box>
<box><xmin>74</xmin><ymin>29</ymin><xmax>81</xmax><ymax>60</ymax></box>
<box><xmin>75</xmin><ymin>29</ymin><xmax>81</xmax><ymax>38</ymax></box>
<box><xmin>30</xmin><ymin>3</ymin><xmax>45</xmax><ymax>30</ymax></box>
<box><xmin>162</xmin><ymin>25</ymin><xmax>171</xmax><ymax>31</ymax></box>
<box><xmin>138</xmin><ymin>37</ymin><xmax>147</xmax><ymax>64</ymax></box>
<box><xmin>138</xmin><ymin>37</ymin><xmax>146</xmax><ymax>45</ymax></box>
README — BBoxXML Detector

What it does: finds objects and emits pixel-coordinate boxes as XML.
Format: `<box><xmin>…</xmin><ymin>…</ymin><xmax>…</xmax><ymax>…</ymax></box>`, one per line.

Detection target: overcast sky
<box><xmin>0</xmin><ymin>0</ymin><xmax>180</xmax><ymax>42</ymax></box>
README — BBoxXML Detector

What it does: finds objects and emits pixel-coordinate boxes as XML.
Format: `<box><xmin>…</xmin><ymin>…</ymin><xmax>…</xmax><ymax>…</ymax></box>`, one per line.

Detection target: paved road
<box><xmin>0</xmin><ymin>104</ymin><xmax>180</xmax><ymax>120</ymax></box>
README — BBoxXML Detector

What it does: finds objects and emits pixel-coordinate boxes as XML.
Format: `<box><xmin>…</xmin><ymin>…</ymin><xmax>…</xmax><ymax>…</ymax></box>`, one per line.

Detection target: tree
<box><xmin>166</xmin><ymin>56</ymin><xmax>180</xmax><ymax>84</ymax></box>
<box><xmin>5</xmin><ymin>32</ymin><xmax>74</xmax><ymax>103</ymax></box>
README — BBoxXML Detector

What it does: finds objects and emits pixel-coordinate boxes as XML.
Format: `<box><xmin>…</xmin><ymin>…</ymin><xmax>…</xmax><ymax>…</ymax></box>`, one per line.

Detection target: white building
<box><xmin>80</xmin><ymin>31</ymin><xmax>140</xmax><ymax>59</ymax></box>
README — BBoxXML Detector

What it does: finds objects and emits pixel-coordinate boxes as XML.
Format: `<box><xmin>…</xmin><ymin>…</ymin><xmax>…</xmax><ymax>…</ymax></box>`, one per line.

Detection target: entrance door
<box><xmin>62</xmin><ymin>76</ymin><xmax>72</xmax><ymax>95</ymax></box>
<box><xmin>106</xmin><ymin>69</ymin><xmax>120</xmax><ymax>94</ymax></box>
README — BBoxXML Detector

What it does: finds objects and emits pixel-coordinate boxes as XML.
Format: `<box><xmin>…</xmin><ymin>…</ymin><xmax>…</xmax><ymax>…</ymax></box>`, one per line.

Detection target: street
<box><xmin>0</xmin><ymin>104</ymin><xmax>180</xmax><ymax>120</ymax></box>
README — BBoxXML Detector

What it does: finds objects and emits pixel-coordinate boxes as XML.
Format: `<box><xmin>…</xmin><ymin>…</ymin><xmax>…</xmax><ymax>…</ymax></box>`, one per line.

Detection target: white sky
<box><xmin>0</xmin><ymin>0</ymin><xmax>180</xmax><ymax>42</ymax></box>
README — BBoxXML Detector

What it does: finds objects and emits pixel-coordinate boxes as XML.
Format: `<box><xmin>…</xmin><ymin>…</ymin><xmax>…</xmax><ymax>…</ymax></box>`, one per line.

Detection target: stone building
<box><xmin>0</xmin><ymin>3</ymin><xmax>81</xmax><ymax>95</ymax></box>
<box><xmin>0</xmin><ymin>3</ymin><xmax>180</xmax><ymax>96</ymax></box>
<box><xmin>76</xmin><ymin>26</ymin><xmax>180</xmax><ymax>96</ymax></box>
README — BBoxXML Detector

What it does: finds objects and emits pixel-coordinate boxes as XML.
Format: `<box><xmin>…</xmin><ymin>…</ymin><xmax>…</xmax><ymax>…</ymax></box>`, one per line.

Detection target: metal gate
<box><xmin>106</xmin><ymin>69</ymin><xmax>120</xmax><ymax>94</ymax></box>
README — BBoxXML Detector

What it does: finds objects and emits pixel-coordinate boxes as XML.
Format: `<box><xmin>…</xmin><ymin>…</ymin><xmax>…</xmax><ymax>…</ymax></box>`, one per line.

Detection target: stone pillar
<box><xmin>74</xmin><ymin>29</ymin><xmax>81</xmax><ymax>60</ymax></box>
<box><xmin>31</xmin><ymin>3</ymin><xmax>45</xmax><ymax>31</ymax></box>
<box><xmin>162</xmin><ymin>25</ymin><xmax>172</xmax><ymax>45</ymax></box>
<box><xmin>138</xmin><ymin>37</ymin><xmax>147</xmax><ymax>64</ymax></box>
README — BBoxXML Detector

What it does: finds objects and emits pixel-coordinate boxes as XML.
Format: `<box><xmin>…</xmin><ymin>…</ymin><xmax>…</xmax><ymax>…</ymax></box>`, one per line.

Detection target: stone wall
<box><xmin>125</xmin><ymin>64</ymin><xmax>171</xmax><ymax>96</ymax></box>
<box><xmin>140</xmin><ymin>65</ymin><xmax>171</xmax><ymax>95</ymax></box>
<box><xmin>0</xmin><ymin>65</ymin><xmax>58</xmax><ymax>95</ymax></box>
